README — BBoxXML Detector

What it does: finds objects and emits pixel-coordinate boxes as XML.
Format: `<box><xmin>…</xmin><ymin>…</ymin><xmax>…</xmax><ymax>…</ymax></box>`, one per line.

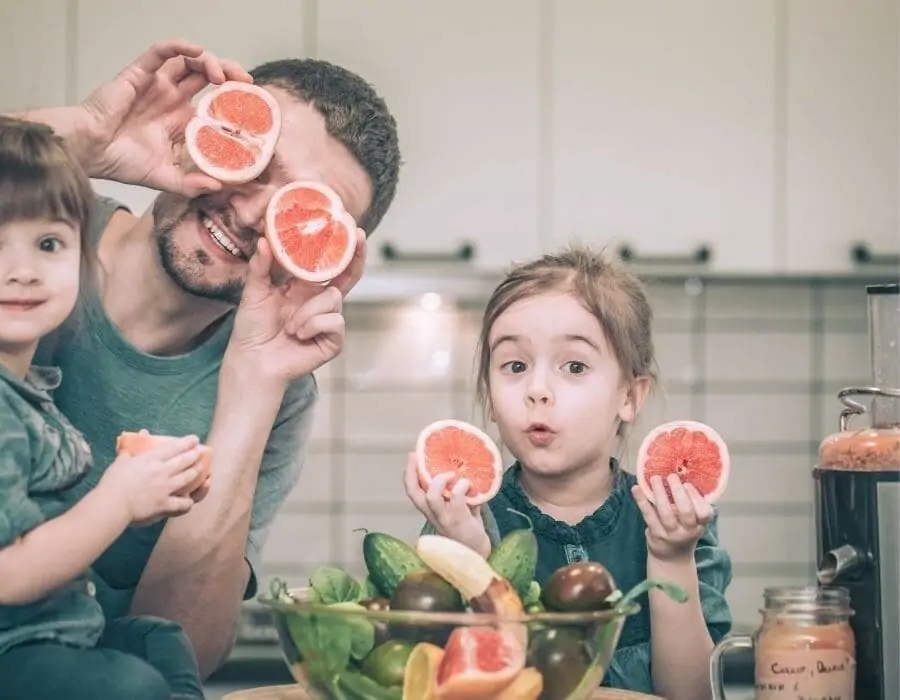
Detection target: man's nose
<box><xmin>228</xmin><ymin>183</ymin><xmax>277</xmax><ymax>233</ymax></box>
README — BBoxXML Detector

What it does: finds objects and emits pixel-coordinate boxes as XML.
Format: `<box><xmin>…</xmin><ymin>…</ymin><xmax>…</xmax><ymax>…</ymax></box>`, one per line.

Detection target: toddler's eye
<box><xmin>565</xmin><ymin>361</ymin><xmax>587</xmax><ymax>374</ymax></box>
<box><xmin>39</xmin><ymin>237</ymin><xmax>62</xmax><ymax>253</ymax></box>
<box><xmin>503</xmin><ymin>360</ymin><xmax>527</xmax><ymax>373</ymax></box>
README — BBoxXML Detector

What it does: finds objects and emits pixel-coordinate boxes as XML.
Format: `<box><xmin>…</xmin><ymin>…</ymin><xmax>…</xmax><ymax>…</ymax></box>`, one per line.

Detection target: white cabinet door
<box><xmin>785</xmin><ymin>0</ymin><xmax>899</xmax><ymax>273</ymax></box>
<box><xmin>0</xmin><ymin>1</ymin><xmax>69</xmax><ymax>112</ymax></box>
<box><xmin>550</xmin><ymin>1</ymin><xmax>778</xmax><ymax>273</ymax></box>
<box><xmin>317</xmin><ymin>0</ymin><xmax>543</xmax><ymax>271</ymax></box>
<box><xmin>74</xmin><ymin>0</ymin><xmax>309</xmax><ymax>216</ymax></box>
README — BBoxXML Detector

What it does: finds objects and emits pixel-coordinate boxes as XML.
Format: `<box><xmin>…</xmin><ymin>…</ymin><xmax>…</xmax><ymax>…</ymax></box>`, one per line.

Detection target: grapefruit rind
<box><xmin>415</xmin><ymin>419</ymin><xmax>504</xmax><ymax>507</ymax></box>
<box><xmin>185</xmin><ymin>81</ymin><xmax>282</xmax><ymax>184</ymax></box>
<box><xmin>264</xmin><ymin>180</ymin><xmax>358</xmax><ymax>284</ymax></box>
<box><xmin>635</xmin><ymin>419</ymin><xmax>730</xmax><ymax>505</ymax></box>
<box><xmin>115</xmin><ymin>430</ymin><xmax>212</xmax><ymax>496</ymax></box>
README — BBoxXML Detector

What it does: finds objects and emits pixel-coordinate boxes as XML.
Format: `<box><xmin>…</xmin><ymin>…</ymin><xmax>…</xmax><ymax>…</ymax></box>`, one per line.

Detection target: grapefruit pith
<box><xmin>434</xmin><ymin>626</ymin><xmax>525</xmax><ymax>700</ymax></box>
<box><xmin>415</xmin><ymin>420</ymin><xmax>504</xmax><ymax>507</ymax></box>
<box><xmin>635</xmin><ymin>419</ymin><xmax>730</xmax><ymax>505</ymax></box>
<box><xmin>264</xmin><ymin>181</ymin><xmax>358</xmax><ymax>284</ymax></box>
<box><xmin>116</xmin><ymin>429</ymin><xmax>212</xmax><ymax>496</ymax></box>
<box><xmin>185</xmin><ymin>81</ymin><xmax>281</xmax><ymax>184</ymax></box>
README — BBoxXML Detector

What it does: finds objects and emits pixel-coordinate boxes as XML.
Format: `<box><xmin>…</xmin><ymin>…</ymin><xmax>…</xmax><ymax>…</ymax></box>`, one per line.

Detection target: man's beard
<box><xmin>152</xmin><ymin>193</ymin><xmax>245</xmax><ymax>305</ymax></box>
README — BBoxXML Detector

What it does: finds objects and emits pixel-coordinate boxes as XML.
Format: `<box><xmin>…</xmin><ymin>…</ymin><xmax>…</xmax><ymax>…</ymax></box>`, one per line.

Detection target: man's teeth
<box><xmin>202</xmin><ymin>215</ymin><xmax>242</xmax><ymax>258</ymax></box>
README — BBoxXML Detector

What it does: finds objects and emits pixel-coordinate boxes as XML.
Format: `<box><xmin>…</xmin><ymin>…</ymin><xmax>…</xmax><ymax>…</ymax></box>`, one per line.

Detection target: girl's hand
<box><xmin>403</xmin><ymin>453</ymin><xmax>491</xmax><ymax>558</ymax></box>
<box><xmin>632</xmin><ymin>475</ymin><xmax>713</xmax><ymax>563</ymax></box>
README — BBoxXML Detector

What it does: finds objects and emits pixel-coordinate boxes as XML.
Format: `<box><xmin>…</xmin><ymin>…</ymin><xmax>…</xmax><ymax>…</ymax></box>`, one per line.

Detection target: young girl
<box><xmin>0</xmin><ymin>116</ymin><xmax>209</xmax><ymax>700</ymax></box>
<box><xmin>406</xmin><ymin>246</ymin><xmax>732</xmax><ymax>700</ymax></box>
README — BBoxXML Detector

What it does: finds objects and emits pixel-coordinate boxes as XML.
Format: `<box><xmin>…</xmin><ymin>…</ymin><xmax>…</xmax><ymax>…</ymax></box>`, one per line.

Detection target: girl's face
<box><xmin>0</xmin><ymin>218</ymin><xmax>81</xmax><ymax>364</ymax></box>
<box><xmin>487</xmin><ymin>291</ymin><xmax>648</xmax><ymax>478</ymax></box>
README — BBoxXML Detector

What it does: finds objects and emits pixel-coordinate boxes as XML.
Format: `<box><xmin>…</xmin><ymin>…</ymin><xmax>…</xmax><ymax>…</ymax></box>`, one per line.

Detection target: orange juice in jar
<box><xmin>710</xmin><ymin>586</ymin><xmax>856</xmax><ymax>699</ymax></box>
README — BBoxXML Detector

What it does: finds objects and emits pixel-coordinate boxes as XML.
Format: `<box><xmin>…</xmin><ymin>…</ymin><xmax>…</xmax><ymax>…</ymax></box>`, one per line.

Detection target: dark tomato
<box><xmin>526</xmin><ymin>627</ymin><xmax>592</xmax><ymax>700</ymax></box>
<box><xmin>541</xmin><ymin>561</ymin><xmax>617</xmax><ymax>613</ymax></box>
<box><xmin>389</xmin><ymin>571</ymin><xmax>463</xmax><ymax>646</ymax></box>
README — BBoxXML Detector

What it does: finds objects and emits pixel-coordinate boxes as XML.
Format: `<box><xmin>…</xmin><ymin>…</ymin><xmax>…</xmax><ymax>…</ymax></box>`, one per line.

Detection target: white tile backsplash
<box><xmin>289</xmin><ymin>453</ymin><xmax>334</xmax><ymax>504</ymax></box>
<box><xmin>822</xmin><ymin>330</ymin><xmax>871</xmax><ymax>384</ymax></box>
<box><xmin>717</xmin><ymin>514</ymin><xmax>815</xmax><ymax>566</ymax></box>
<box><xmin>705</xmin><ymin>284</ymin><xmax>812</xmax><ymax>319</ymax></box>
<box><xmin>264</xmin><ymin>514</ymin><xmax>334</xmax><ymax>564</ymax></box>
<box><xmin>343</xmin><ymin>451</ymin><xmax>410</xmax><ymax>504</ymax></box>
<box><xmin>726</xmin><ymin>573</ymin><xmax>815</xmax><ymax>630</ymax></box>
<box><xmin>343</xmin><ymin>391</ymin><xmax>456</xmax><ymax>444</ymax></box>
<box><xmin>716</xmin><ymin>454</ymin><xmax>814</xmax><ymax>506</ymax></box>
<box><xmin>704</xmin><ymin>392</ymin><xmax>811</xmax><ymax>444</ymax></box>
<box><xmin>705</xmin><ymin>332</ymin><xmax>812</xmax><ymax>384</ymax></box>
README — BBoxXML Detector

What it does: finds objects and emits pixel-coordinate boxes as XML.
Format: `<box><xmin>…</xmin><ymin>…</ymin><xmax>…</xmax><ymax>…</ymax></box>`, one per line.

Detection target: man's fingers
<box><xmin>125</xmin><ymin>40</ymin><xmax>205</xmax><ymax>95</ymax></box>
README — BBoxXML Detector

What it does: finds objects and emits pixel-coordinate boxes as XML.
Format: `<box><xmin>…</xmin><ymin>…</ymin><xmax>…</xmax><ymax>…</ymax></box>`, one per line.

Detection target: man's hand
<box><xmin>74</xmin><ymin>38</ymin><xmax>252</xmax><ymax>196</ymax></box>
<box><xmin>225</xmin><ymin>232</ymin><xmax>367</xmax><ymax>387</ymax></box>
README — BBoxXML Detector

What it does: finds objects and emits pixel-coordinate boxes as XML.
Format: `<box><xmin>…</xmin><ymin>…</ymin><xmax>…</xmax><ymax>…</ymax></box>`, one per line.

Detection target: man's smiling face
<box><xmin>151</xmin><ymin>86</ymin><xmax>373</xmax><ymax>304</ymax></box>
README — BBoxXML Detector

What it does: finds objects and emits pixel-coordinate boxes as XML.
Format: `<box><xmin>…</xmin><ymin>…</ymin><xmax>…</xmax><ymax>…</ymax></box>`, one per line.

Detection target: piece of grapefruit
<box><xmin>434</xmin><ymin>626</ymin><xmax>525</xmax><ymax>700</ymax></box>
<box><xmin>264</xmin><ymin>180</ymin><xmax>358</xmax><ymax>284</ymax></box>
<box><xmin>415</xmin><ymin>420</ymin><xmax>504</xmax><ymax>507</ymax></box>
<box><xmin>185</xmin><ymin>81</ymin><xmax>281</xmax><ymax>184</ymax></box>
<box><xmin>635</xmin><ymin>419</ymin><xmax>730</xmax><ymax>504</ymax></box>
<box><xmin>115</xmin><ymin>429</ymin><xmax>212</xmax><ymax>496</ymax></box>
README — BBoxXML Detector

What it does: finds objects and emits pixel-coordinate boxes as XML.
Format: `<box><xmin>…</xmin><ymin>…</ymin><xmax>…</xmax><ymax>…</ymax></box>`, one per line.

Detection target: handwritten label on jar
<box><xmin>755</xmin><ymin>649</ymin><xmax>855</xmax><ymax>699</ymax></box>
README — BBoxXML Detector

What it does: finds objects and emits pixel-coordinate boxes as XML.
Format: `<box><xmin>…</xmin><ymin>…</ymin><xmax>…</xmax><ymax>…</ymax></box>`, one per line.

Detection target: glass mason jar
<box><xmin>710</xmin><ymin>585</ymin><xmax>856</xmax><ymax>699</ymax></box>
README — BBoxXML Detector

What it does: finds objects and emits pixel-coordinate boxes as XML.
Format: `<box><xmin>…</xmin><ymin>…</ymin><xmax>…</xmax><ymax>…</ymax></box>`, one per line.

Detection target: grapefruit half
<box><xmin>264</xmin><ymin>181</ymin><xmax>358</xmax><ymax>284</ymax></box>
<box><xmin>115</xmin><ymin>429</ymin><xmax>212</xmax><ymax>496</ymax></box>
<box><xmin>185</xmin><ymin>81</ymin><xmax>281</xmax><ymax>184</ymax></box>
<box><xmin>415</xmin><ymin>420</ymin><xmax>504</xmax><ymax>507</ymax></box>
<box><xmin>635</xmin><ymin>420</ymin><xmax>730</xmax><ymax>505</ymax></box>
<box><xmin>434</xmin><ymin>626</ymin><xmax>525</xmax><ymax>700</ymax></box>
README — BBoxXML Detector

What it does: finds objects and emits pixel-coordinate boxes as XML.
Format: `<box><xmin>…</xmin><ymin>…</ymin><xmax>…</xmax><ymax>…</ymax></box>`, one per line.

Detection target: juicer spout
<box><xmin>817</xmin><ymin>544</ymin><xmax>866</xmax><ymax>585</ymax></box>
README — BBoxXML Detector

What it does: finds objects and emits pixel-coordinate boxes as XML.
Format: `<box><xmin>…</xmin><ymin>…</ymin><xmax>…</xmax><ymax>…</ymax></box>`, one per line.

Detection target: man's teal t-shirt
<box><xmin>423</xmin><ymin>460</ymin><xmax>733</xmax><ymax>694</ymax></box>
<box><xmin>38</xmin><ymin>196</ymin><xmax>319</xmax><ymax>619</ymax></box>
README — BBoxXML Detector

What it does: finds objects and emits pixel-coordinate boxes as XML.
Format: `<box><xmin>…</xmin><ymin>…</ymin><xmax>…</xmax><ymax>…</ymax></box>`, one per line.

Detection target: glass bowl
<box><xmin>259</xmin><ymin>581</ymin><xmax>642</xmax><ymax>700</ymax></box>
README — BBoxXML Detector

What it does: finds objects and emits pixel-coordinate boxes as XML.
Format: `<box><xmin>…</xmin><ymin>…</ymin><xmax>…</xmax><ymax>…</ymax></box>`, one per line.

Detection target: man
<box><xmin>11</xmin><ymin>39</ymin><xmax>401</xmax><ymax>678</ymax></box>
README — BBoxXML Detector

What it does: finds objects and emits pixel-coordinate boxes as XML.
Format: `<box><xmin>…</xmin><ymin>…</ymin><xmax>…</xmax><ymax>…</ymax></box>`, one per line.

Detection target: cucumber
<box><xmin>338</xmin><ymin>667</ymin><xmax>402</xmax><ymax>700</ymax></box>
<box><xmin>487</xmin><ymin>510</ymin><xmax>539</xmax><ymax>599</ymax></box>
<box><xmin>362</xmin><ymin>532</ymin><xmax>430</xmax><ymax>598</ymax></box>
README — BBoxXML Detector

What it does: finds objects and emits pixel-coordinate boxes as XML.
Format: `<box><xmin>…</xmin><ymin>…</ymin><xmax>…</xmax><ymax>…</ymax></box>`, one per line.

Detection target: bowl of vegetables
<box><xmin>259</xmin><ymin>529</ymin><xmax>685</xmax><ymax>700</ymax></box>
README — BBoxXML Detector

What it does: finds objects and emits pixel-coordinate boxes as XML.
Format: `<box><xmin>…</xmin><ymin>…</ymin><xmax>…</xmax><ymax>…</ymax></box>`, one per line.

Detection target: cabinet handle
<box><xmin>380</xmin><ymin>241</ymin><xmax>476</xmax><ymax>263</ymax></box>
<box><xmin>617</xmin><ymin>244</ymin><xmax>711</xmax><ymax>265</ymax></box>
<box><xmin>850</xmin><ymin>243</ymin><xmax>900</xmax><ymax>266</ymax></box>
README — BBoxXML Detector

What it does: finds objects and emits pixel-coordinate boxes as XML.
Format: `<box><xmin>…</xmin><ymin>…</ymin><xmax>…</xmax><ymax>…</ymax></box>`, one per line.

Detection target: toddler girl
<box><xmin>406</xmin><ymin>246</ymin><xmax>732</xmax><ymax>700</ymax></box>
<box><xmin>0</xmin><ymin>115</ymin><xmax>208</xmax><ymax>699</ymax></box>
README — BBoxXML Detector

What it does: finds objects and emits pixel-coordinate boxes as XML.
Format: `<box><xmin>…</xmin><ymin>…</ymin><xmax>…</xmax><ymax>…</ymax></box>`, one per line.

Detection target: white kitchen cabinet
<box><xmin>0</xmin><ymin>1</ymin><xmax>69</xmax><ymax>112</ymax></box>
<box><xmin>74</xmin><ymin>0</ymin><xmax>310</xmax><ymax>216</ymax></box>
<box><xmin>316</xmin><ymin>0</ymin><xmax>543</xmax><ymax>271</ymax></box>
<box><xmin>785</xmin><ymin>0</ymin><xmax>899</xmax><ymax>273</ymax></box>
<box><xmin>549</xmin><ymin>1</ymin><xmax>779</xmax><ymax>273</ymax></box>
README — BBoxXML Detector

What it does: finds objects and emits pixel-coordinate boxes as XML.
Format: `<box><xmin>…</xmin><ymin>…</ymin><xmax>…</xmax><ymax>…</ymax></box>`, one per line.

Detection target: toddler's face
<box><xmin>0</xmin><ymin>218</ymin><xmax>81</xmax><ymax>353</ymax></box>
<box><xmin>487</xmin><ymin>291</ymin><xmax>642</xmax><ymax>478</ymax></box>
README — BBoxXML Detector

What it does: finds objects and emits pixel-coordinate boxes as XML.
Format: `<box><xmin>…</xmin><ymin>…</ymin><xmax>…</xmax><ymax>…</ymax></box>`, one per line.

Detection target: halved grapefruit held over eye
<box><xmin>264</xmin><ymin>180</ymin><xmax>358</xmax><ymax>284</ymax></box>
<box><xmin>185</xmin><ymin>81</ymin><xmax>282</xmax><ymax>184</ymax></box>
<box><xmin>115</xmin><ymin>429</ymin><xmax>212</xmax><ymax>496</ymax></box>
<box><xmin>635</xmin><ymin>419</ymin><xmax>730</xmax><ymax>505</ymax></box>
<box><xmin>415</xmin><ymin>419</ymin><xmax>504</xmax><ymax>507</ymax></box>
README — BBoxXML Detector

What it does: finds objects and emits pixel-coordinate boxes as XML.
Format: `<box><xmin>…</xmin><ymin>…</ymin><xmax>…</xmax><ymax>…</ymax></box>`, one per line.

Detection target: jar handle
<box><xmin>709</xmin><ymin>634</ymin><xmax>753</xmax><ymax>700</ymax></box>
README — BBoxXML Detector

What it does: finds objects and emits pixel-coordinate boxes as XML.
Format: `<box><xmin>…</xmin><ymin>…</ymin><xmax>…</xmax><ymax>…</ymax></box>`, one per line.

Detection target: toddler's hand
<box><xmin>403</xmin><ymin>453</ymin><xmax>491</xmax><ymax>558</ymax></box>
<box><xmin>632</xmin><ymin>475</ymin><xmax>712</xmax><ymax>564</ymax></box>
<box><xmin>102</xmin><ymin>434</ymin><xmax>205</xmax><ymax>526</ymax></box>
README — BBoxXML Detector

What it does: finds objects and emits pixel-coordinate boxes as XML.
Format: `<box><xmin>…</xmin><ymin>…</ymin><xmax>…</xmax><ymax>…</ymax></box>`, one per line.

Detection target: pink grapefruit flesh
<box><xmin>115</xmin><ymin>429</ymin><xmax>212</xmax><ymax>496</ymax></box>
<box><xmin>264</xmin><ymin>181</ymin><xmax>357</xmax><ymax>284</ymax></box>
<box><xmin>635</xmin><ymin>419</ymin><xmax>730</xmax><ymax>504</ymax></box>
<box><xmin>185</xmin><ymin>81</ymin><xmax>281</xmax><ymax>184</ymax></box>
<box><xmin>415</xmin><ymin>419</ymin><xmax>504</xmax><ymax>507</ymax></box>
<box><xmin>435</xmin><ymin>626</ymin><xmax>525</xmax><ymax>700</ymax></box>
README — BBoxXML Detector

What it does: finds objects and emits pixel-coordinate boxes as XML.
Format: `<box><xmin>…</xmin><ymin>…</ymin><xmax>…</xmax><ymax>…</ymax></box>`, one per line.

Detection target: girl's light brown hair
<box><xmin>0</xmin><ymin>116</ymin><xmax>94</xmax><ymax>237</ymax></box>
<box><xmin>475</xmin><ymin>245</ymin><xmax>659</xmax><ymax>425</ymax></box>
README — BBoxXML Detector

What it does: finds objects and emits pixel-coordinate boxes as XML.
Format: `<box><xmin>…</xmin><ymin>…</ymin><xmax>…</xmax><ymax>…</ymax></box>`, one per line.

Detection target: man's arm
<box><xmin>129</xmin><ymin>360</ymin><xmax>317</xmax><ymax>678</ymax></box>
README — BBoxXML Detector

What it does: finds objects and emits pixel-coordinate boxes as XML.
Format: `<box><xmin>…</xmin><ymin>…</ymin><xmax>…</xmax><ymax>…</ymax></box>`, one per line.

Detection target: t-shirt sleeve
<box><xmin>0</xmin><ymin>397</ymin><xmax>44</xmax><ymax>548</ymax></box>
<box><xmin>604</xmin><ymin>509</ymin><xmax>734</xmax><ymax>692</ymax></box>
<box><xmin>243</xmin><ymin>374</ymin><xmax>318</xmax><ymax>599</ymax></box>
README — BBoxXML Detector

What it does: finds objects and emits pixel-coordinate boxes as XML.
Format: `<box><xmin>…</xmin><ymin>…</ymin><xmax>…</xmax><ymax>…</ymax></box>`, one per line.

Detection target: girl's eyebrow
<box><xmin>564</xmin><ymin>333</ymin><xmax>600</xmax><ymax>350</ymax></box>
<box><xmin>490</xmin><ymin>334</ymin><xmax>520</xmax><ymax>352</ymax></box>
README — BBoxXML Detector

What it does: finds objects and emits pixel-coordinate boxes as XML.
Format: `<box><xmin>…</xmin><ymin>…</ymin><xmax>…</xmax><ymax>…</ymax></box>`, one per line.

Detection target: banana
<box><xmin>415</xmin><ymin>535</ymin><xmax>526</xmax><ymax>618</ymax></box>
